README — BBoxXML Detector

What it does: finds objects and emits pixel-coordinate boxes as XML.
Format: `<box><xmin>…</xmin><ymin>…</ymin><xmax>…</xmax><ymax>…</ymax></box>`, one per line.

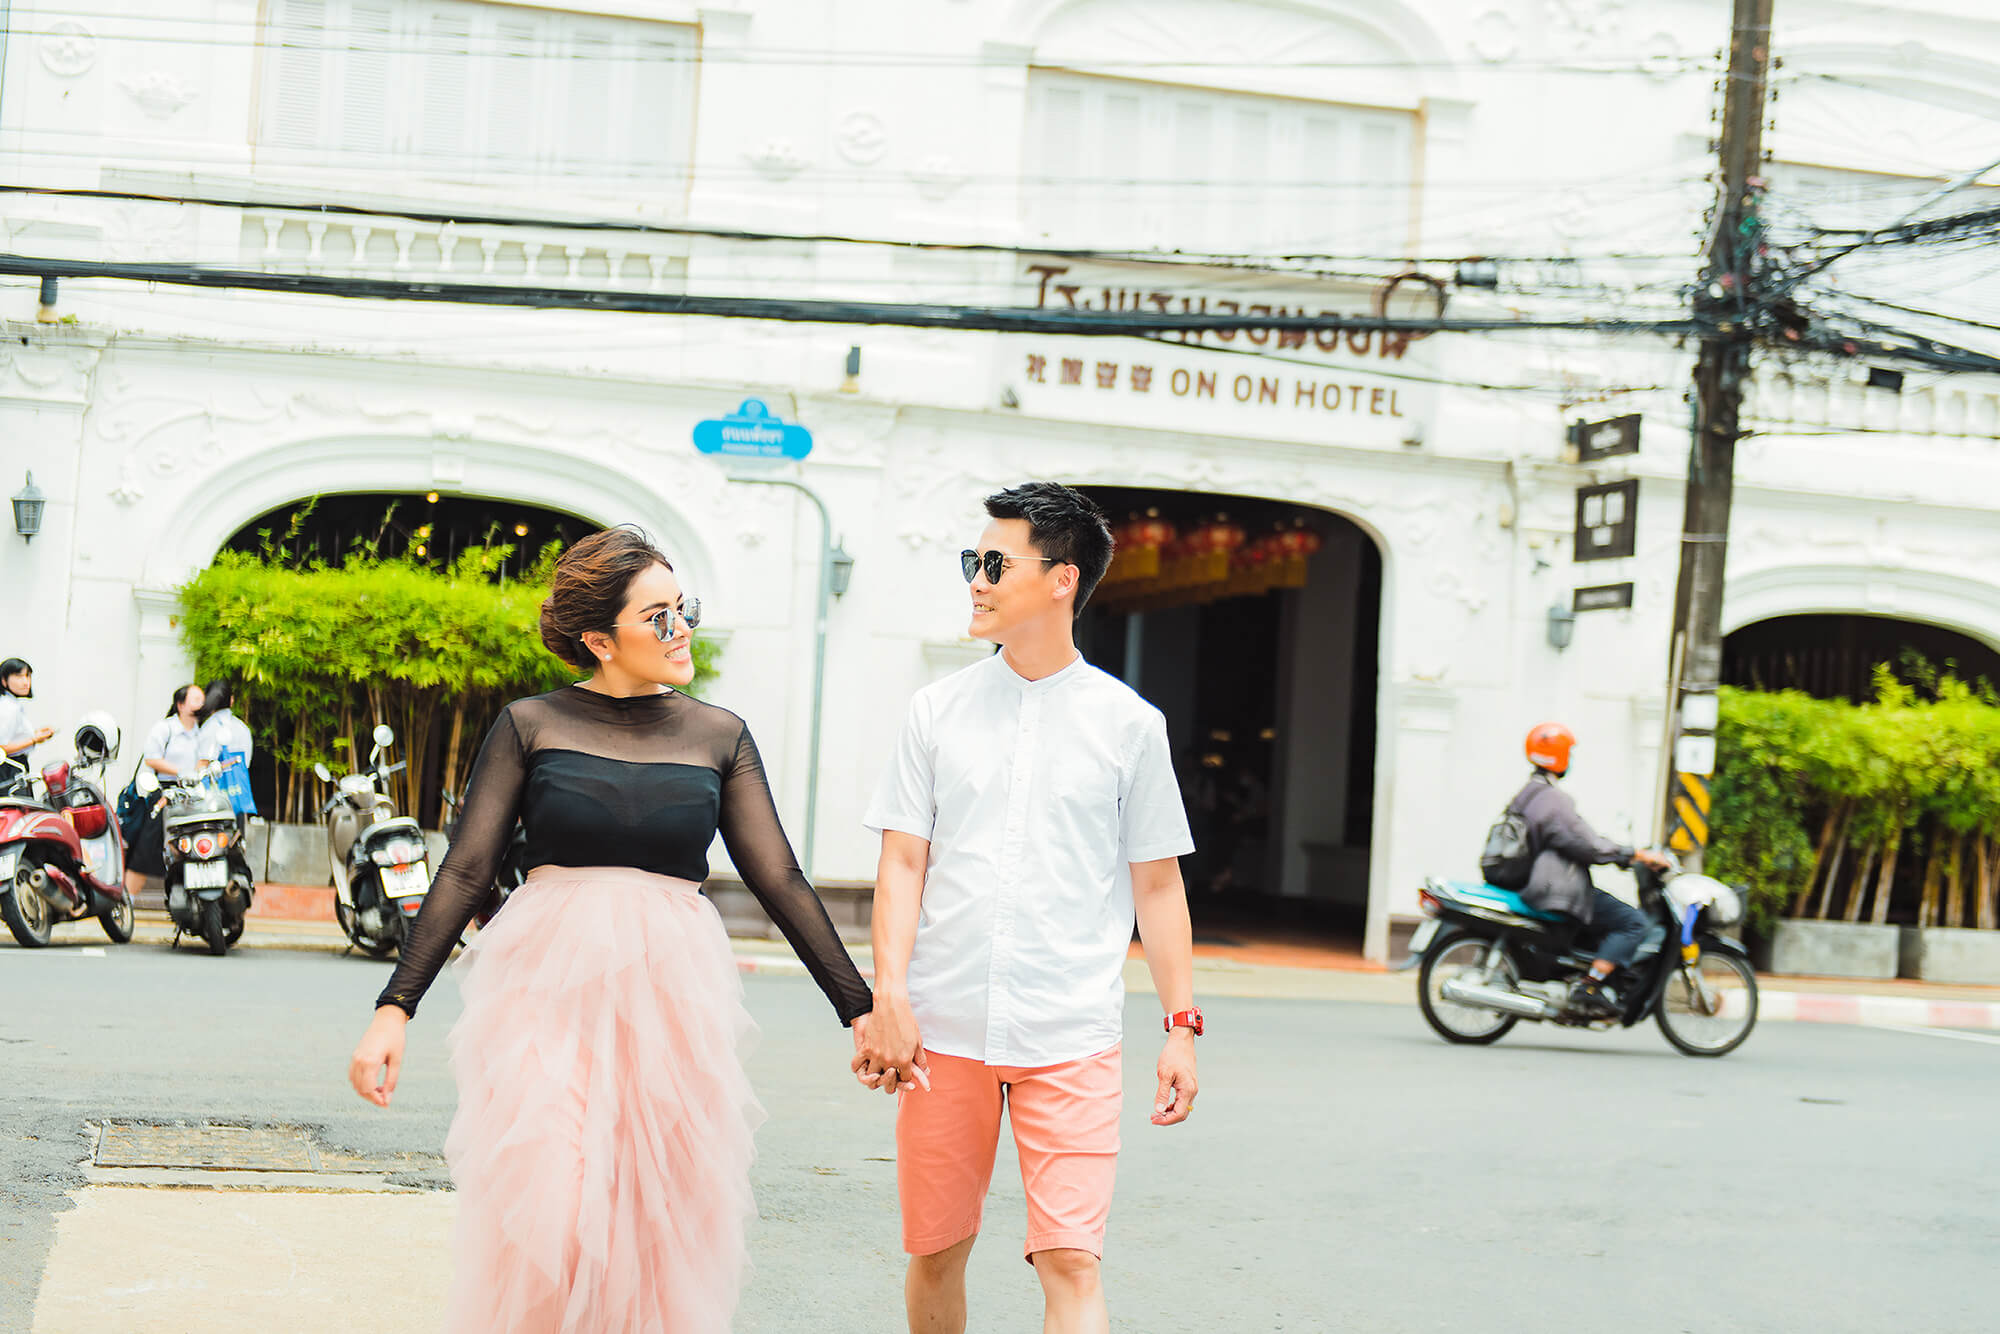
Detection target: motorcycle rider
<box><xmin>1511</xmin><ymin>723</ymin><xmax>1670</xmax><ymax>1018</ymax></box>
<box><xmin>121</xmin><ymin>684</ymin><xmax>207</xmax><ymax>899</ymax></box>
<box><xmin>0</xmin><ymin>657</ymin><xmax>57</xmax><ymax>777</ymax></box>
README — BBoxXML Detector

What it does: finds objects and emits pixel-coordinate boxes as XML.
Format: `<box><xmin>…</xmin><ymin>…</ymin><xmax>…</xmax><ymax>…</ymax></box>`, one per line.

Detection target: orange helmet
<box><xmin>1525</xmin><ymin>723</ymin><xmax>1575</xmax><ymax>775</ymax></box>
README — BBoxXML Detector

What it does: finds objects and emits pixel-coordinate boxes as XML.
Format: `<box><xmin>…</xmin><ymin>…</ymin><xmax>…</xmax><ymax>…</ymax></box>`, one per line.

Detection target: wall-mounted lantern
<box><xmin>1546</xmin><ymin>602</ymin><xmax>1577</xmax><ymax>651</ymax></box>
<box><xmin>829</xmin><ymin>541</ymin><xmax>856</xmax><ymax>597</ymax></box>
<box><xmin>11</xmin><ymin>472</ymin><xmax>46</xmax><ymax>542</ymax></box>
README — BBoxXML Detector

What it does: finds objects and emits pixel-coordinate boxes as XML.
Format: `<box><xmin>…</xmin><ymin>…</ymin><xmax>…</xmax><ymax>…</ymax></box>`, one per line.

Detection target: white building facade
<box><xmin>4</xmin><ymin>0</ymin><xmax>1999</xmax><ymax>957</ymax></box>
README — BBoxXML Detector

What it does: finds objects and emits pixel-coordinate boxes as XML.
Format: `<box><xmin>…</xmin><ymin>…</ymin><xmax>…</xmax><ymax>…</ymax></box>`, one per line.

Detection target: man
<box><xmin>1513</xmin><ymin>722</ymin><xmax>1670</xmax><ymax>1017</ymax></box>
<box><xmin>859</xmin><ymin>482</ymin><xmax>1200</xmax><ymax>1334</ymax></box>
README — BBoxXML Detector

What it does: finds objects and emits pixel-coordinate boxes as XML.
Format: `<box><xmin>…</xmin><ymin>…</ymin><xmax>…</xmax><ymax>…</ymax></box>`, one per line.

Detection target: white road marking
<box><xmin>1879</xmin><ymin>1024</ymin><xmax>2000</xmax><ymax>1047</ymax></box>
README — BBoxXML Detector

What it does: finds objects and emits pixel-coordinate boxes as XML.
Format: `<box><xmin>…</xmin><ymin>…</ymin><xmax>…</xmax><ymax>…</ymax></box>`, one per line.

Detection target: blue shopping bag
<box><xmin>214</xmin><ymin>746</ymin><xmax>259</xmax><ymax>817</ymax></box>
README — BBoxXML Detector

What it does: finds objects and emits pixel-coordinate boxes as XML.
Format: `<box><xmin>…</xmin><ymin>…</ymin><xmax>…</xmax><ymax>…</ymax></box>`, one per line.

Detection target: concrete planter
<box><xmin>1898</xmin><ymin>927</ymin><xmax>2000</xmax><ymax>985</ymax></box>
<box><xmin>1767</xmin><ymin>920</ymin><xmax>1900</xmax><ymax>979</ymax></box>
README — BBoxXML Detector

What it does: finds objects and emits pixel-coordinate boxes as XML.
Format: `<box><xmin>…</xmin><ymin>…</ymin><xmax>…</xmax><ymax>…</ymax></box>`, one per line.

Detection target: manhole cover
<box><xmin>93</xmin><ymin>1123</ymin><xmax>443</xmax><ymax>1175</ymax></box>
<box><xmin>97</xmin><ymin>1124</ymin><xmax>319</xmax><ymax>1171</ymax></box>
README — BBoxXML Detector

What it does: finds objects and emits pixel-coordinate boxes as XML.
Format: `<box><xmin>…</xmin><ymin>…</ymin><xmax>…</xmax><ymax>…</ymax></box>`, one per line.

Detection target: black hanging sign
<box><xmin>1572</xmin><ymin>581</ymin><xmax>1635</xmax><ymax>612</ymax></box>
<box><xmin>1573</xmin><ymin>478</ymin><xmax>1638</xmax><ymax>561</ymax></box>
<box><xmin>1571</xmin><ymin>413</ymin><xmax>1642</xmax><ymax>462</ymax></box>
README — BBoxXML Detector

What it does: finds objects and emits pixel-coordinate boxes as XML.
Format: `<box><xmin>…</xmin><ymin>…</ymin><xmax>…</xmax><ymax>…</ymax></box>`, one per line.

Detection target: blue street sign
<box><xmin>693</xmin><ymin>399</ymin><xmax>814</xmax><ymax>460</ymax></box>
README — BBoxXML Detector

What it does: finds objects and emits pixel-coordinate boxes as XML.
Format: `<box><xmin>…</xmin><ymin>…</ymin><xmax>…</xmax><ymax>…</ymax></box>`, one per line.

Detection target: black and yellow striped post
<box><xmin>1666</xmin><ymin>771</ymin><xmax>1712</xmax><ymax>856</ymax></box>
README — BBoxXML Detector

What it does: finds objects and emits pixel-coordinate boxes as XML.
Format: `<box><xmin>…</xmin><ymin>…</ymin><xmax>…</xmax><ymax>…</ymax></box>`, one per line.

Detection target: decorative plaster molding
<box><xmin>40</xmin><ymin>21</ymin><xmax>97</xmax><ymax>77</ymax></box>
<box><xmin>121</xmin><ymin>72</ymin><xmax>201</xmax><ymax>119</ymax></box>
<box><xmin>834</xmin><ymin>112</ymin><xmax>888</xmax><ymax>166</ymax></box>
<box><xmin>745</xmin><ymin>139</ymin><xmax>808</xmax><ymax>181</ymax></box>
<box><xmin>908</xmin><ymin>155</ymin><xmax>969</xmax><ymax>201</ymax></box>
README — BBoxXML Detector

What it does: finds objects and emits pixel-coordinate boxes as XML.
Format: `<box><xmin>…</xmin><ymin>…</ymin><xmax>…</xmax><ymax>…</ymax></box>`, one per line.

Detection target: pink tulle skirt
<box><xmin>442</xmin><ymin>866</ymin><xmax>765</xmax><ymax>1334</ymax></box>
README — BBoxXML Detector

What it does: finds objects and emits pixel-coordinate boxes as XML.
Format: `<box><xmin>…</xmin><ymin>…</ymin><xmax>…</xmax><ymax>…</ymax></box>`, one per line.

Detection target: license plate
<box><xmin>1408</xmin><ymin>919</ymin><xmax>1440</xmax><ymax>955</ymax></box>
<box><xmin>382</xmin><ymin>863</ymin><xmax>430</xmax><ymax>897</ymax></box>
<box><xmin>182</xmin><ymin>859</ymin><xmax>229</xmax><ymax>889</ymax></box>
<box><xmin>0</xmin><ymin>847</ymin><xmax>17</xmax><ymax>880</ymax></box>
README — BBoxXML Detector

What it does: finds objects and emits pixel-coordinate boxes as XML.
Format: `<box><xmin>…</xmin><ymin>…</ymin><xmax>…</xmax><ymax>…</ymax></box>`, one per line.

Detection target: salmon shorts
<box><xmin>896</xmin><ymin>1045</ymin><xmax>1123</xmax><ymax>1261</ymax></box>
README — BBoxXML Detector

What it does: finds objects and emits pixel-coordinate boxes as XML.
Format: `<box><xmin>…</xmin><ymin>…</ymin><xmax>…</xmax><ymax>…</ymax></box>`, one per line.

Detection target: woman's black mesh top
<box><xmin>376</xmin><ymin>686</ymin><xmax>873</xmax><ymax>1024</ymax></box>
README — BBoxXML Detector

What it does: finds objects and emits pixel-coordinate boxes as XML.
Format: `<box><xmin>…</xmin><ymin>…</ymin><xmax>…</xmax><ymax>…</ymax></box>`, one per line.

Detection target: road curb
<box><xmin>1760</xmin><ymin>989</ymin><xmax>2000</xmax><ymax>1030</ymax></box>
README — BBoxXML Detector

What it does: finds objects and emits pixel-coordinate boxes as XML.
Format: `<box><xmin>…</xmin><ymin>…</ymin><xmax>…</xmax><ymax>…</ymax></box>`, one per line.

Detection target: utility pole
<box><xmin>1662</xmin><ymin>0</ymin><xmax>1776</xmax><ymax>866</ymax></box>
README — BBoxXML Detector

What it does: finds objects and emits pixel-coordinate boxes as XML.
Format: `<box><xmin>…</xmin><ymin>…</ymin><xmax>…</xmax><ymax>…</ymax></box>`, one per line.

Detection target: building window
<box><xmin>1023</xmin><ymin>72</ymin><xmax>1415</xmax><ymax>254</ymax></box>
<box><xmin>258</xmin><ymin>0</ymin><xmax>697</xmax><ymax>195</ymax></box>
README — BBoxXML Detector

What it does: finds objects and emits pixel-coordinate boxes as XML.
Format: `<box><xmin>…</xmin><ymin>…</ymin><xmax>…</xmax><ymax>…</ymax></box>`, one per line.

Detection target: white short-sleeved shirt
<box><xmin>864</xmin><ymin>652</ymin><xmax>1195</xmax><ymax>1067</ymax></box>
<box><xmin>198</xmin><ymin>710</ymin><xmax>254</xmax><ymax>765</ymax></box>
<box><xmin>0</xmin><ymin>694</ymin><xmax>35</xmax><ymax>758</ymax></box>
<box><xmin>144</xmin><ymin>717</ymin><xmax>203</xmax><ymax>776</ymax></box>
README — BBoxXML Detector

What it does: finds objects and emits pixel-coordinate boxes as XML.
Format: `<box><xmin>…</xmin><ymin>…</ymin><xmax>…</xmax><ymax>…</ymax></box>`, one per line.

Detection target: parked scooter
<box><xmin>159</xmin><ymin>762</ymin><xmax>256</xmax><ymax>955</ymax></box>
<box><xmin>1408</xmin><ymin>855</ymin><xmax>1759</xmax><ymax>1057</ymax></box>
<box><xmin>440</xmin><ymin>787</ymin><xmax>527</xmax><ymax>928</ymax></box>
<box><xmin>0</xmin><ymin>716</ymin><xmax>136</xmax><ymax>948</ymax></box>
<box><xmin>316</xmin><ymin>725</ymin><xmax>431</xmax><ymax>958</ymax></box>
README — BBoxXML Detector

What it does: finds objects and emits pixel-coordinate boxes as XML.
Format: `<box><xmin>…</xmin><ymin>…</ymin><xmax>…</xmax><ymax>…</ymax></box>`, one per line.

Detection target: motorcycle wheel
<box><xmin>1655</xmin><ymin>949</ymin><xmax>1758</xmax><ymax>1057</ymax></box>
<box><xmin>335</xmin><ymin>900</ymin><xmax>398</xmax><ymax>959</ymax></box>
<box><xmin>199</xmin><ymin>899</ymin><xmax>230</xmax><ymax>956</ymax></box>
<box><xmin>1417</xmin><ymin>929</ymin><xmax>1520</xmax><ymax>1045</ymax></box>
<box><xmin>99</xmin><ymin>892</ymin><xmax>135</xmax><ymax>945</ymax></box>
<box><xmin>1</xmin><ymin>877</ymin><xmax>54</xmax><ymax>949</ymax></box>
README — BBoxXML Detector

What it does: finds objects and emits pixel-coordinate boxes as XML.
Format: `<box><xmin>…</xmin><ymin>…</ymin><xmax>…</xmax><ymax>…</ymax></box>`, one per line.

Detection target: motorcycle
<box><xmin>0</xmin><ymin>716</ymin><xmax>136</xmax><ymax>948</ymax></box>
<box><xmin>440</xmin><ymin>786</ymin><xmax>527</xmax><ymax>927</ymax></box>
<box><xmin>1409</xmin><ymin>856</ymin><xmax>1759</xmax><ymax>1057</ymax></box>
<box><xmin>316</xmin><ymin>724</ymin><xmax>431</xmax><ymax>958</ymax></box>
<box><xmin>159</xmin><ymin>762</ymin><xmax>256</xmax><ymax>955</ymax></box>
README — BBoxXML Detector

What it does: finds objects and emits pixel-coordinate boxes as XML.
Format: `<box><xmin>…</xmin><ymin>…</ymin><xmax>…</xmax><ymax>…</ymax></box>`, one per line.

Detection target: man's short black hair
<box><xmin>983</xmin><ymin>482</ymin><xmax>1114</xmax><ymax>615</ymax></box>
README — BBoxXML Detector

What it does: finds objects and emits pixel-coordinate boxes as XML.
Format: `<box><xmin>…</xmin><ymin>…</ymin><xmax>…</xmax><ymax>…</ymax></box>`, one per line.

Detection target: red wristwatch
<box><xmin>1164</xmin><ymin>1007</ymin><xmax>1204</xmax><ymax>1037</ymax></box>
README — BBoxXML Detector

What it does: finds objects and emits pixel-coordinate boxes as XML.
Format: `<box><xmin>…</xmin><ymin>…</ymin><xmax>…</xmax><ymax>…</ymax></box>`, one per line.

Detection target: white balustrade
<box><xmin>243</xmin><ymin>209</ymin><xmax>687</xmax><ymax>294</ymax></box>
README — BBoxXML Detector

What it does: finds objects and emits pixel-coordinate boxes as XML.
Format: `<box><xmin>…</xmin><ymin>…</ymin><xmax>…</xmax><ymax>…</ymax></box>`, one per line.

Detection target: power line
<box><xmin>0</xmin><ymin>183</ymin><xmax>1702</xmax><ymax>274</ymax></box>
<box><xmin>0</xmin><ymin>251</ymin><xmax>1717</xmax><ymax>338</ymax></box>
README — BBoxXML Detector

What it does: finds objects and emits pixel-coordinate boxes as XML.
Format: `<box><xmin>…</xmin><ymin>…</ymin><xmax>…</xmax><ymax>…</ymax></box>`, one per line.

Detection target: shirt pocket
<box><xmin>1040</xmin><ymin>746</ymin><xmax>1122</xmax><ymax>855</ymax></box>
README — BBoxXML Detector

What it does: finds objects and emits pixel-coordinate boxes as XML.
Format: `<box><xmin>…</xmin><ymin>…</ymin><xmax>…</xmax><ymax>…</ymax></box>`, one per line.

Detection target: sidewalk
<box><xmin>99</xmin><ymin>902</ymin><xmax>2000</xmax><ymax>1030</ymax></box>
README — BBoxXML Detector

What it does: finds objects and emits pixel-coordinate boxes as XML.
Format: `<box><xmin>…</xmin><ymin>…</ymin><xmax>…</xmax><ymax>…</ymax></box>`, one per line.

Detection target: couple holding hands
<box><xmin>349</xmin><ymin>481</ymin><xmax>1202</xmax><ymax>1334</ymax></box>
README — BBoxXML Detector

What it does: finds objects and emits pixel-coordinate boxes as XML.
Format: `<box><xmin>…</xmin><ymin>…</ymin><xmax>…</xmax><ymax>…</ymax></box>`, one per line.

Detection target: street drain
<box><xmin>91</xmin><ymin>1122</ymin><xmax>444</xmax><ymax>1180</ymax></box>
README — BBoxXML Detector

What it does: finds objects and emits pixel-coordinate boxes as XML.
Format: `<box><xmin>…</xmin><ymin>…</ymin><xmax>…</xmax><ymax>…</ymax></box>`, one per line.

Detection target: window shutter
<box><xmin>266</xmin><ymin>0</ymin><xmax>330</xmax><ymax>150</ymax></box>
<box><xmin>625</xmin><ymin>36</ymin><xmax>690</xmax><ymax>173</ymax></box>
<box><xmin>338</xmin><ymin>1</ymin><xmax>397</xmax><ymax>157</ymax></box>
<box><xmin>483</xmin><ymin>16</ymin><xmax>541</xmax><ymax>168</ymax></box>
<box><xmin>416</xmin><ymin>6</ymin><xmax>474</xmax><ymax>168</ymax></box>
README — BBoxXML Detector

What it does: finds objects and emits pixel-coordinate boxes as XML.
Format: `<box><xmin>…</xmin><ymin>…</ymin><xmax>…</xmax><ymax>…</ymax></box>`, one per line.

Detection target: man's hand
<box><xmin>1633</xmin><ymin>849</ymin><xmax>1672</xmax><ymax>871</ymax></box>
<box><xmin>1151</xmin><ymin>1030</ymin><xmax>1198</xmax><ymax>1126</ymax></box>
<box><xmin>853</xmin><ymin>990</ymin><xmax>928</xmax><ymax>1095</ymax></box>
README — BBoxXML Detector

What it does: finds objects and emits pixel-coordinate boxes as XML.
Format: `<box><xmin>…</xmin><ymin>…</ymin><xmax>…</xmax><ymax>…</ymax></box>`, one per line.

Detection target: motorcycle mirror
<box><xmin>314</xmin><ymin>763</ymin><xmax>333</xmax><ymax>783</ymax></box>
<box><xmin>373</xmin><ymin>724</ymin><xmax>396</xmax><ymax>748</ymax></box>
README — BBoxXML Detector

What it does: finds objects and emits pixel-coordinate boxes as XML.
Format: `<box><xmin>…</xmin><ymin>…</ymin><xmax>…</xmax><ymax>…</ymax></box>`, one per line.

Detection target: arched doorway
<box><xmin>225</xmin><ymin>491</ymin><xmax>592</xmax><ymax>574</ymax></box>
<box><xmin>207</xmin><ymin>491</ymin><xmax>596</xmax><ymax>828</ymax></box>
<box><xmin>1723</xmin><ymin>614</ymin><xmax>2000</xmax><ymax>700</ymax></box>
<box><xmin>1076</xmin><ymin>486</ymin><xmax>1382</xmax><ymax>950</ymax></box>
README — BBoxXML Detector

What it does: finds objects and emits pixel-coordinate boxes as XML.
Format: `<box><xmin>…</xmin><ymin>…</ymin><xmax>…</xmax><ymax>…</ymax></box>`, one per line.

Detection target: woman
<box><xmin>348</xmin><ymin>526</ymin><xmax>873</xmax><ymax>1333</ymax></box>
<box><xmin>0</xmin><ymin>658</ymin><xmax>55</xmax><ymax>793</ymax></box>
<box><xmin>123</xmin><ymin>684</ymin><xmax>205</xmax><ymax>896</ymax></box>
<box><xmin>196</xmin><ymin>680</ymin><xmax>258</xmax><ymax>834</ymax></box>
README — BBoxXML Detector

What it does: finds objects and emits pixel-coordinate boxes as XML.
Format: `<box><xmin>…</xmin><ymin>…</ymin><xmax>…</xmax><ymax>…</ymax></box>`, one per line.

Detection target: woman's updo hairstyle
<box><xmin>538</xmin><ymin>525</ymin><xmax>675</xmax><ymax>671</ymax></box>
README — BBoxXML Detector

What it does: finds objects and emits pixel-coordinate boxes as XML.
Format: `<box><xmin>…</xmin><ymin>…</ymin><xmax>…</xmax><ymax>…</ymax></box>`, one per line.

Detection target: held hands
<box><xmin>851</xmin><ymin>993</ymin><xmax>930</xmax><ymax>1096</ymax></box>
<box><xmin>1151</xmin><ymin>1031</ymin><xmax>1198</xmax><ymax>1126</ymax></box>
<box><xmin>348</xmin><ymin>1007</ymin><xmax>409</xmax><ymax>1108</ymax></box>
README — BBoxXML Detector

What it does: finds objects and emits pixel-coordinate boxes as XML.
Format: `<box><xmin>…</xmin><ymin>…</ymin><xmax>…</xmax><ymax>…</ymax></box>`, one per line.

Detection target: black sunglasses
<box><xmin>960</xmin><ymin>549</ymin><xmax>1062</xmax><ymax>584</ymax></box>
<box><xmin>612</xmin><ymin>598</ymin><xmax>702</xmax><ymax>642</ymax></box>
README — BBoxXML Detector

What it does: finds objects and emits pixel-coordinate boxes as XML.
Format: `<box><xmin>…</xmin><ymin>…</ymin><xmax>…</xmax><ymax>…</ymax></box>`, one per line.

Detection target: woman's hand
<box><xmin>349</xmin><ymin>1006</ymin><xmax>409</xmax><ymax>1107</ymax></box>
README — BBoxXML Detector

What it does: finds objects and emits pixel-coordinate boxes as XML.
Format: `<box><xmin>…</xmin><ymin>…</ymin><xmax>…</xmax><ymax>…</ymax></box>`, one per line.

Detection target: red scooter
<box><xmin>0</xmin><ymin>716</ymin><xmax>135</xmax><ymax>948</ymax></box>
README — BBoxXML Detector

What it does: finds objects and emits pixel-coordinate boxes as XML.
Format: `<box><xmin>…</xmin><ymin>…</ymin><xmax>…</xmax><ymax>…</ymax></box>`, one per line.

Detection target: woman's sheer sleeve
<box><xmin>376</xmin><ymin>710</ymin><xmax>527</xmax><ymax>1018</ymax></box>
<box><xmin>717</xmin><ymin>722</ymin><xmax>874</xmax><ymax>1025</ymax></box>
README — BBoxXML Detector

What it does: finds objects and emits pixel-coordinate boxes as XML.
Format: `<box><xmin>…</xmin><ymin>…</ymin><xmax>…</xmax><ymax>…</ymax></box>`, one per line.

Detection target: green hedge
<box><xmin>178</xmin><ymin>548</ymin><xmax>719</xmax><ymax>823</ymax></box>
<box><xmin>1709</xmin><ymin>674</ymin><xmax>2000</xmax><ymax>934</ymax></box>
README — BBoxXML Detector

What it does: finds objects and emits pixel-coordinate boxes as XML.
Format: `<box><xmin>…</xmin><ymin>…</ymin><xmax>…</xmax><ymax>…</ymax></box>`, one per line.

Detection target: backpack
<box><xmin>1479</xmin><ymin>789</ymin><xmax>1536</xmax><ymax>889</ymax></box>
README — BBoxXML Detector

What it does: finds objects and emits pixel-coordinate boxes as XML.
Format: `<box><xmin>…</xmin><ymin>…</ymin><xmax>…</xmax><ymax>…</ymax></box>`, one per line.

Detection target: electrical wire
<box><xmin>0</xmin><ymin>250</ymin><xmax>1718</xmax><ymax>338</ymax></box>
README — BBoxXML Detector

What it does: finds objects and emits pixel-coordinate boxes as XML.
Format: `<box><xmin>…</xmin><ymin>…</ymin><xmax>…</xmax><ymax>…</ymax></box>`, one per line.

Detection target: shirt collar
<box><xmin>991</xmin><ymin>650</ymin><xmax>1087</xmax><ymax>693</ymax></box>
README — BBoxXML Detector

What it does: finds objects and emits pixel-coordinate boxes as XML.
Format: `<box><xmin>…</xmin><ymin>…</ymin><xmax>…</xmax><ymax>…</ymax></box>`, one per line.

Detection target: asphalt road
<box><xmin>3</xmin><ymin>933</ymin><xmax>1996</xmax><ymax>1333</ymax></box>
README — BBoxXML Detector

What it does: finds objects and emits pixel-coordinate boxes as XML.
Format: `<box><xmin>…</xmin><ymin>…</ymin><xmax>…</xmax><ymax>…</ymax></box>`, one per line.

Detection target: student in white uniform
<box><xmin>122</xmin><ymin>684</ymin><xmax>206</xmax><ymax>896</ymax></box>
<box><xmin>0</xmin><ymin>658</ymin><xmax>56</xmax><ymax>781</ymax></box>
<box><xmin>197</xmin><ymin>680</ymin><xmax>258</xmax><ymax>833</ymax></box>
